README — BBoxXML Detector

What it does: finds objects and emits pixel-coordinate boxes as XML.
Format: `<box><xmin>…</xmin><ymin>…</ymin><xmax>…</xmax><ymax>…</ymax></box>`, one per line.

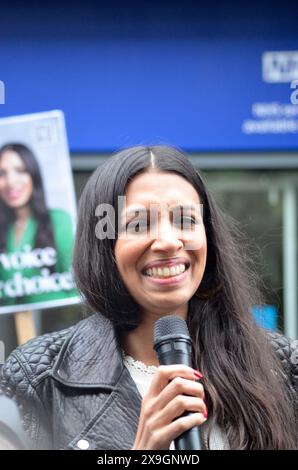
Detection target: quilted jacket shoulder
<box><xmin>1</xmin><ymin>326</ymin><xmax>74</xmax><ymax>388</ymax></box>
<box><xmin>3</xmin><ymin>322</ymin><xmax>297</xmax><ymax>387</ymax></box>
<box><xmin>0</xmin><ymin>318</ymin><xmax>298</xmax><ymax>449</ymax></box>
<box><xmin>266</xmin><ymin>330</ymin><xmax>298</xmax><ymax>388</ymax></box>
<box><xmin>7</xmin><ymin>325</ymin><xmax>296</xmax><ymax>390</ymax></box>
<box><xmin>0</xmin><ymin>325</ymin><xmax>75</xmax><ymax>449</ymax></box>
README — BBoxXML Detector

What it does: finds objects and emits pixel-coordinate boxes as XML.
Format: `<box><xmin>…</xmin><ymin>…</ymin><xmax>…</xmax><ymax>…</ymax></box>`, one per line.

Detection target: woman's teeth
<box><xmin>144</xmin><ymin>264</ymin><xmax>186</xmax><ymax>278</ymax></box>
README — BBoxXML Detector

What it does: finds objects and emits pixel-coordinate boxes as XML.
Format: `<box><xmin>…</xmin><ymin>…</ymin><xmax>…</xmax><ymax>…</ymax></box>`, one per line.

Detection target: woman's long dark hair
<box><xmin>73</xmin><ymin>145</ymin><xmax>297</xmax><ymax>449</ymax></box>
<box><xmin>0</xmin><ymin>143</ymin><xmax>55</xmax><ymax>252</ymax></box>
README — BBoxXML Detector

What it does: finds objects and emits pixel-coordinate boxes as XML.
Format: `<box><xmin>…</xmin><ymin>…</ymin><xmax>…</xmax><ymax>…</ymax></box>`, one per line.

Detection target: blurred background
<box><xmin>0</xmin><ymin>0</ymin><xmax>297</xmax><ymax>357</ymax></box>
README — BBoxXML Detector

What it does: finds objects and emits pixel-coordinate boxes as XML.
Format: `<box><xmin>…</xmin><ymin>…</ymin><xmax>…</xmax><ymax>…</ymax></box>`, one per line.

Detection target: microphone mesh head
<box><xmin>154</xmin><ymin>315</ymin><xmax>190</xmax><ymax>344</ymax></box>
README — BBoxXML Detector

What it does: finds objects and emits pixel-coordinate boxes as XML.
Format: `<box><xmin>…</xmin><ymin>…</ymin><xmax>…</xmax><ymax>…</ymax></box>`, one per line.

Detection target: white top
<box><xmin>123</xmin><ymin>354</ymin><xmax>229</xmax><ymax>450</ymax></box>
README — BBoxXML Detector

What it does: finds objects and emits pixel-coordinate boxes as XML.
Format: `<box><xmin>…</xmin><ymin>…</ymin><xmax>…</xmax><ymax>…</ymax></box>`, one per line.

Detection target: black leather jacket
<box><xmin>1</xmin><ymin>313</ymin><xmax>298</xmax><ymax>450</ymax></box>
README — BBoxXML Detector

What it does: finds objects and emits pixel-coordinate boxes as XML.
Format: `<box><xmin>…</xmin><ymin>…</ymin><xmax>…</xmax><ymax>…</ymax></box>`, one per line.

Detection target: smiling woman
<box><xmin>1</xmin><ymin>145</ymin><xmax>298</xmax><ymax>450</ymax></box>
<box><xmin>0</xmin><ymin>143</ymin><xmax>77</xmax><ymax>307</ymax></box>
<box><xmin>114</xmin><ymin>171</ymin><xmax>207</xmax><ymax>345</ymax></box>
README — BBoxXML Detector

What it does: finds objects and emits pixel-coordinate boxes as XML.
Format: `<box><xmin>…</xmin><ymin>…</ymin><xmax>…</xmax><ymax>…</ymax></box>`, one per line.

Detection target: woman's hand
<box><xmin>132</xmin><ymin>365</ymin><xmax>207</xmax><ymax>450</ymax></box>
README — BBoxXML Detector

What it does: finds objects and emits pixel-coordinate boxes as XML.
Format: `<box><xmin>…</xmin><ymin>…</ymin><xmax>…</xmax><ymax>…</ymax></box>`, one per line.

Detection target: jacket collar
<box><xmin>51</xmin><ymin>314</ymin><xmax>124</xmax><ymax>390</ymax></box>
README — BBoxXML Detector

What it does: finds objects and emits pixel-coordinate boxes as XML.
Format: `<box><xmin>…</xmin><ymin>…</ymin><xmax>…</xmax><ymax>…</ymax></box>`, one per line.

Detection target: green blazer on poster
<box><xmin>0</xmin><ymin>209</ymin><xmax>78</xmax><ymax>307</ymax></box>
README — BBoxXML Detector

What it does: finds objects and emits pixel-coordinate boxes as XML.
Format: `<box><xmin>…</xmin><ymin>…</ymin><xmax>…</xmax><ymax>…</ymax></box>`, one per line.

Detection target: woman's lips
<box><xmin>5</xmin><ymin>190</ymin><xmax>22</xmax><ymax>200</ymax></box>
<box><xmin>142</xmin><ymin>258</ymin><xmax>190</xmax><ymax>272</ymax></box>
<box><xmin>142</xmin><ymin>265</ymin><xmax>190</xmax><ymax>286</ymax></box>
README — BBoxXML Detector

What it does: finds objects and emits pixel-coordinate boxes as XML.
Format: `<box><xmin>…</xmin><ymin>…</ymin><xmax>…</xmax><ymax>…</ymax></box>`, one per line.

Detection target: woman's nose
<box><xmin>151</xmin><ymin>219</ymin><xmax>183</xmax><ymax>251</ymax></box>
<box><xmin>6</xmin><ymin>171</ymin><xmax>17</xmax><ymax>186</ymax></box>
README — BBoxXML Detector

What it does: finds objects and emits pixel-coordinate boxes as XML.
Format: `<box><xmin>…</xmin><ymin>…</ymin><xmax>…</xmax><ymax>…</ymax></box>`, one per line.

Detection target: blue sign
<box><xmin>0</xmin><ymin>1</ymin><xmax>297</xmax><ymax>152</ymax></box>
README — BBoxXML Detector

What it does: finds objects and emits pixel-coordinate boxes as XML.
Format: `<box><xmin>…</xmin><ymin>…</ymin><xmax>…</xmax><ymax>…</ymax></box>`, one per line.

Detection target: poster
<box><xmin>0</xmin><ymin>110</ymin><xmax>80</xmax><ymax>314</ymax></box>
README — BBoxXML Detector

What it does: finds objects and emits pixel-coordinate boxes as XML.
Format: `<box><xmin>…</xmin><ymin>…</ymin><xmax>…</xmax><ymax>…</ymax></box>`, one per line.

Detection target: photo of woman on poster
<box><xmin>0</xmin><ymin>143</ymin><xmax>78</xmax><ymax>309</ymax></box>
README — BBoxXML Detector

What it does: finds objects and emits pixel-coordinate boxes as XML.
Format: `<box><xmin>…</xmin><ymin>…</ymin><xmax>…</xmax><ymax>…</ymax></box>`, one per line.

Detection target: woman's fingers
<box><xmin>132</xmin><ymin>364</ymin><xmax>207</xmax><ymax>450</ymax></box>
<box><xmin>153</xmin><ymin>395</ymin><xmax>207</xmax><ymax>429</ymax></box>
<box><xmin>155</xmin><ymin>412</ymin><xmax>207</xmax><ymax>449</ymax></box>
<box><xmin>151</xmin><ymin>376</ymin><xmax>205</xmax><ymax>412</ymax></box>
<box><xmin>148</xmin><ymin>364</ymin><xmax>201</xmax><ymax>396</ymax></box>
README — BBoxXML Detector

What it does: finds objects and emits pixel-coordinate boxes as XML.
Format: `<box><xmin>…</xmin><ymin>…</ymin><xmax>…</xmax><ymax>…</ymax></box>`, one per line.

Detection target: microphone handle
<box><xmin>155</xmin><ymin>339</ymin><xmax>202</xmax><ymax>450</ymax></box>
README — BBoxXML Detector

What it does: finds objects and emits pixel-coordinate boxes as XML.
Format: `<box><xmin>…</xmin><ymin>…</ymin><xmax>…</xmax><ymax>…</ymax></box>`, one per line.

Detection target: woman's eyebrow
<box><xmin>124</xmin><ymin>203</ymin><xmax>203</xmax><ymax>220</ymax></box>
<box><xmin>171</xmin><ymin>204</ymin><xmax>200</xmax><ymax>212</ymax></box>
<box><xmin>125</xmin><ymin>207</ymin><xmax>148</xmax><ymax>216</ymax></box>
<box><xmin>124</xmin><ymin>204</ymin><xmax>201</xmax><ymax>218</ymax></box>
<box><xmin>170</xmin><ymin>205</ymin><xmax>203</xmax><ymax>219</ymax></box>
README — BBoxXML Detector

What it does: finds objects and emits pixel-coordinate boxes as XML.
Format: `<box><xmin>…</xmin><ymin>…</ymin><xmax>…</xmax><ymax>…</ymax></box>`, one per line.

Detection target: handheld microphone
<box><xmin>153</xmin><ymin>315</ymin><xmax>201</xmax><ymax>450</ymax></box>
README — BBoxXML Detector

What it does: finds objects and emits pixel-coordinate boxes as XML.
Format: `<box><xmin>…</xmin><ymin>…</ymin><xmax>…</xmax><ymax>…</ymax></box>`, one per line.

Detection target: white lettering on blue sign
<box><xmin>262</xmin><ymin>51</ymin><xmax>298</xmax><ymax>83</ymax></box>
